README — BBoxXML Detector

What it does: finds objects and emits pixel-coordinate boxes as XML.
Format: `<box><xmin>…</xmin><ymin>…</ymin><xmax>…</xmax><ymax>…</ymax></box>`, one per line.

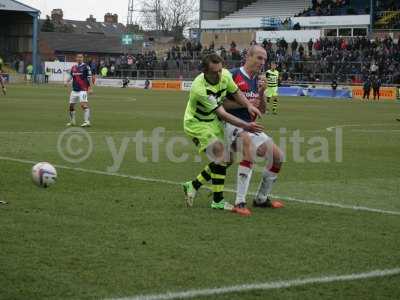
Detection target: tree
<box><xmin>41</xmin><ymin>16</ymin><xmax>55</xmax><ymax>32</ymax></box>
<box><xmin>165</xmin><ymin>0</ymin><xmax>198</xmax><ymax>40</ymax></box>
<box><xmin>140</xmin><ymin>0</ymin><xmax>198</xmax><ymax>40</ymax></box>
<box><xmin>141</xmin><ymin>0</ymin><xmax>168</xmax><ymax>31</ymax></box>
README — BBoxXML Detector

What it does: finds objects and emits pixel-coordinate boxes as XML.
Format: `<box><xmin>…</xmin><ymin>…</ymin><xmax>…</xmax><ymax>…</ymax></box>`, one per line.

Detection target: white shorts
<box><xmin>69</xmin><ymin>91</ymin><xmax>88</xmax><ymax>104</ymax></box>
<box><xmin>224</xmin><ymin>122</ymin><xmax>272</xmax><ymax>151</ymax></box>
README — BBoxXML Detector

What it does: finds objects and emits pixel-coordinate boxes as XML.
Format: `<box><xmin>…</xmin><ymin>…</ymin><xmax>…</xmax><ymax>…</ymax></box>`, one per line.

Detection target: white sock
<box><xmin>69</xmin><ymin>111</ymin><xmax>76</xmax><ymax>122</ymax></box>
<box><xmin>235</xmin><ymin>160</ymin><xmax>253</xmax><ymax>205</ymax></box>
<box><xmin>84</xmin><ymin>108</ymin><xmax>90</xmax><ymax>122</ymax></box>
<box><xmin>255</xmin><ymin>169</ymin><xmax>278</xmax><ymax>203</ymax></box>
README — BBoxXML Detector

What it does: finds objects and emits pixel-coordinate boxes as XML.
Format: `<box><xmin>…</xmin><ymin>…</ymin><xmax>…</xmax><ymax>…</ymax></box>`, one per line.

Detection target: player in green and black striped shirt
<box><xmin>266</xmin><ymin>62</ymin><xmax>280</xmax><ymax>114</ymax></box>
<box><xmin>182</xmin><ymin>53</ymin><xmax>263</xmax><ymax>216</ymax></box>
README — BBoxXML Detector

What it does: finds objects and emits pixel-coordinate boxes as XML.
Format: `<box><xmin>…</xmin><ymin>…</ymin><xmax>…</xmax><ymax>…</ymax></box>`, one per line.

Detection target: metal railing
<box><xmin>102</xmin><ymin>69</ymin><xmax>399</xmax><ymax>85</ymax></box>
<box><xmin>110</xmin><ymin>59</ymin><xmax>400</xmax><ymax>83</ymax></box>
<box><xmin>109</xmin><ymin>69</ymin><xmax>201</xmax><ymax>81</ymax></box>
<box><xmin>115</xmin><ymin>60</ymin><xmax>368</xmax><ymax>72</ymax></box>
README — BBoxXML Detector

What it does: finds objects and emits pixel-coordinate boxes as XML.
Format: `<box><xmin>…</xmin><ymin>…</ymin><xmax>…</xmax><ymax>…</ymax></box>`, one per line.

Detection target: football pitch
<box><xmin>0</xmin><ymin>84</ymin><xmax>400</xmax><ymax>300</ymax></box>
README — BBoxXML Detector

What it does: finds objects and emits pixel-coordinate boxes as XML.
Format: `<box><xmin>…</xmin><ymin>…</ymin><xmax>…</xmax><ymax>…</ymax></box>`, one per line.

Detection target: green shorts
<box><xmin>266</xmin><ymin>87</ymin><xmax>278</xmax><ymax>98</ymax></box>
<box><xmin>184</xmin><ymin>119</ymin><xmax>224</xmax><ymax>153</ymax></box>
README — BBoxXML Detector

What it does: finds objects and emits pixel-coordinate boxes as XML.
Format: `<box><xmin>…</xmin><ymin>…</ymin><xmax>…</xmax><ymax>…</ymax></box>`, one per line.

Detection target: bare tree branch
<box><xmin>139</xmin><ymin>0</ymin><xmax>198</xmax><ymax>40</ymax></box>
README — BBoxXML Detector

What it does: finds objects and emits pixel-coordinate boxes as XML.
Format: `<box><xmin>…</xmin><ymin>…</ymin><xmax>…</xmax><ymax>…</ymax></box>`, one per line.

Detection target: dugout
<box><xmin>0</xmin><ymin>0</ymin><xmax>40</xmax><ymax>76</ymax></box>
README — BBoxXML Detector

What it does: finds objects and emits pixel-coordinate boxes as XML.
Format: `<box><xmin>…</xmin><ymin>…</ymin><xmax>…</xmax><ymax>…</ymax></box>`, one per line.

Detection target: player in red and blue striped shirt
<box><xmin>65</xmin><ymin>53</ymin><xmax>93</xmax><ymax>127</ymax></box>
<box><xmin>224</xmin><ymin>45</ymin><xmax>284</xmax><ymax>211</ymax></box>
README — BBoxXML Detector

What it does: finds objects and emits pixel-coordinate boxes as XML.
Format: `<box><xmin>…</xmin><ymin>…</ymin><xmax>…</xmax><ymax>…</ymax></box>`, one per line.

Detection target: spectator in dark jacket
<box><xmin>291</xmin><ymin>39</ymin><xmax>298</xmax><ymax>54</ymax></box>
<box><xmin>372</xmin><ymin>75</ymin><xmax>382</xmax><ymax>101</ymax></box>
<box><xmin>363</xmin><ymin>77</ymin><xmax>372</xmax><ymax>100</ymax></box>
<box><xmin>308</xmin><ymin>39</ymin><xmax>314</xmax><ymax>56</ymax></box>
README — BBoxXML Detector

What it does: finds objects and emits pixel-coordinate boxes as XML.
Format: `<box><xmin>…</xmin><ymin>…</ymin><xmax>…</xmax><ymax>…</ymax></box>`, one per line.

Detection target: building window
<box><xmin>353</xmin><ymin>28</ymin><xmax>367</xmax><ymax>36</ymax></box>
<box><xmin>325</xmin><ymin>28</ymin><xmax>337</xmax><ymax>37</ymax></box>
<box><xmin>339</xmin><ymin>28</ymin><xmax>352</xmax><ymax>36</ymax></box>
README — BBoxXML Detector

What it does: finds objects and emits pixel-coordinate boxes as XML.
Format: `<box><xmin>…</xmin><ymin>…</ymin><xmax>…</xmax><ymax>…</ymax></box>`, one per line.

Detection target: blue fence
<box><xmin>307</xmin><ymin>88</ymin><xmax>352</xmax><ymax>99</ymax></box>
<box><xmin>278</xmin><ymin>87</ymin><xmax>352</xmax><ymax>99</ymax></box>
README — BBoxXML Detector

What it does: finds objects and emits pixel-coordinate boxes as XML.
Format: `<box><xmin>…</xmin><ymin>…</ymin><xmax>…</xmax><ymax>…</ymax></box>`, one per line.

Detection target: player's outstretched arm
<box><xmin>215</xmin><ymin>106</ymin><xmax>263</xmax><ymax>133</ymax></box>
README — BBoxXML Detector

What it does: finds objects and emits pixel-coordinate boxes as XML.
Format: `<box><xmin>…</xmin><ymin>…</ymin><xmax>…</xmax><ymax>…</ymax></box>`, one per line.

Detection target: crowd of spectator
<box><xmin>5</xmin><ymin>35</ymin><xmax>399</xmax><ymax>84</ymax></box>
<box><xmin>299</xmin><ymin>0</ymin><xmax>400</xmax><ymax>18</ymax></box>
<box><xmin>6</xmin><ymin>56</ymin><xmax>29</xmax><ymax>74</ymax></box>
<box><xmin>90</xmin><ymin>35</ymin><xmax>400</xmax><ymax>84</ymax></box>
<box><xmin>89</xmin><ymin>51</ymin><xmax>160</xmax><ymax>77</ymax></box>
<box><xmin>233</xmin><ymin>36</ymin><xmax>400</xmax><ymax>84</ymax></box>
<box><xmin>87</xmin><ymin>41</ymin><xmax>204</xmax><ymax>78</ymax></box>
<box><xmin>268</xmin><ymin>36</ymin><xmax>400</xmax><ymax>84</ymax></box>
<box><xmin>299</xmin><ymin>0</ymin><xmax>351</xmax><ymax>17</ymax></box>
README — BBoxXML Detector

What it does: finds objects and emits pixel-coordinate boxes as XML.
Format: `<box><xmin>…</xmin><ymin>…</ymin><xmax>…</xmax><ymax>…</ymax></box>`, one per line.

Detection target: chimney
<box><xmin>104</xmin><ymin>13</ymin><xmax>118</xmax><ymax>24</ymax></box>
<box><xmin>51</xmin><ymin>9</ymin><xmax>63</xmax><ymax>23</ymax></box>
<box><xmin>86</xmin><ymin>14</ymin><xmax>97</xmax><ymax>23</ymax></box>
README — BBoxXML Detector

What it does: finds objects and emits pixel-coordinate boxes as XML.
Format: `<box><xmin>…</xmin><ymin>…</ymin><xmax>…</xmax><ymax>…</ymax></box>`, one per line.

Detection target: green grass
<box><xmin>0</xmin><ymin>84</ymin><xmax>399</xmax><ymax>300</ymax></box>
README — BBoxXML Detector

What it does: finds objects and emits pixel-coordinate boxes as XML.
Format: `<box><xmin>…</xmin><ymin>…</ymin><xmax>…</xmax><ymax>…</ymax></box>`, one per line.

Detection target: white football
<box><xmin>32</xmin><ymin>162</ymin><xmax>57</xmax><ymax>188</ymax></box>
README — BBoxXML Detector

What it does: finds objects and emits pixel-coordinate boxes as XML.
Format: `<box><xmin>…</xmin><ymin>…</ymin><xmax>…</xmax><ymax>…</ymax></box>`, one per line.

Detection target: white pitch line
<box><xmin>351</xmin><ymin>129</ymin><xmax>400</xmax><ymax>133</ymax></box>
<box><xmin>263</xmin><ymin>193</ymin><xmax>400</xmax><ymax>216</ymax></box>
<box><xmin>0</xmin><ymin>155</ymin><xmax>399</xmax><ymax>216</ymax></box>
<box><xmin>0</xmin><ymin>156</ymin><xmax>178</xmax><ymax>186</ymax></box>
<box><xmin>0</xmin><ymin>131</ymin><xmax>180</xmax><ymax>134</ymax></box>
<box><xmin>108</xmin><ymin>267</ymin><xmax>400</xmax><ymax>300</ymax></box>
<box><xmin>326</xmin><ymin>123</ymin><xmax>395</xmax><ymax>132</ymax></box>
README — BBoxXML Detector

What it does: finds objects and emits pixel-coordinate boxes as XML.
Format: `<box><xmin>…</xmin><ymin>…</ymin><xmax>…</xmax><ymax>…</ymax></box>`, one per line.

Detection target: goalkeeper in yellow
<box><xmin>182</xmin><ymin>53</ymin><xmax>263</xmax><ymax>216</ymax></box>
<box><xmin>266</xmin><ymin>62</ymin><xmax>280</xmax><ymax>114</ymax></box>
